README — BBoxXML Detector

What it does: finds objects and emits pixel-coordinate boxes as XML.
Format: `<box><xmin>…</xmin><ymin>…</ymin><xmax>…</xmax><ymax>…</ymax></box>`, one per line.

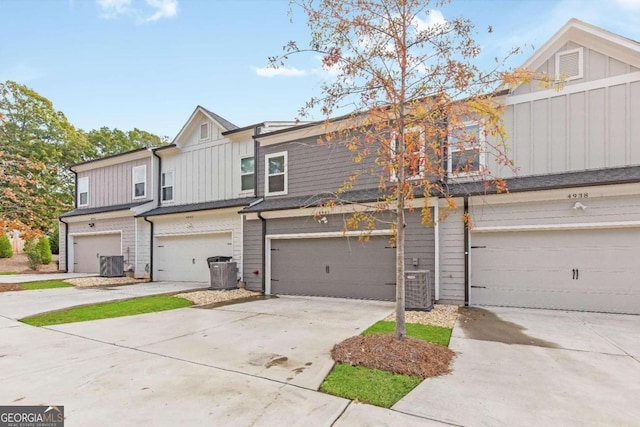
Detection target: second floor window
<box><xmin>448</xmin><ymin>122</ymin><xmax>485</xmax><ymax>176</ymax></box>
<box><xmin>78</xmin><ymin>176</ymin><xmax>89</xmax><ymax>207</ymax></box>
<box><xmin>133</xmin><ymin>165</ymin><xmax>146</xmax><ymax>199</ymax></box>
<box><xmin>241</xmin><ymin>157</ymin><xmax>255</xmax><ymax>192</ymax></box>
<box><xmin>161</xmin><ymin>171</ymin><xmax>174</xmax><ymax>202</ymax></box>
<box><xmin>266</xmin><ymin>152</ymin><xmax>287</xmax><ymax>195</ymax></box>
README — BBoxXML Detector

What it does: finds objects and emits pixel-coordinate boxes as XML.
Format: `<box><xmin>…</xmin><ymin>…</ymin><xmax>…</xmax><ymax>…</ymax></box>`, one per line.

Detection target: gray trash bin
<box><xmin>207</xmin><ymin>257</ymin><xmax>237</xmax><ymax>290</ymax></box>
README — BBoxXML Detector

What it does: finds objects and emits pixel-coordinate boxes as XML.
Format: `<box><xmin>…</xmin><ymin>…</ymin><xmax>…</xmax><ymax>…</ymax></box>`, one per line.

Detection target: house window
<box><xmin>391</xmin><ymin>129</ymin><xmax>426</xmax><ymax>181</ymax></box>
<box><xmin>161</xmin><ymin>171</ymin><xmax>174</xmax><ymax>202</ymax></box>
<box><xmin>200</xmin><ymin>123</ymin><xmax>209</xmax><ymax>140</ymax></box>
<box><xmin>265</xmin><ymin>152</ymin><xmax>287</xmax><ymax>195</ymax></box>
<box><xmin>448</xmin><ymin>122</ymin><xmax>485</xmax><ymax>176</ymax></box>
<box><xmin>555</xmin><ymin>47</ymin><xmax>583</xmax><ymax>81</ymax></box>
<box><xmin>78</xmin><ymin>177</ymin><xmax>89</xmax><ymax>207</ymax></box>
<box><xmin>132</xmin><ymin>165</ymin><xmax>146</xmax><ymax>199</ymax></box>
<box><xmin>240</xmin><ymin>157</ymin><xmax>255</xmax><ymax>192</ymax></box>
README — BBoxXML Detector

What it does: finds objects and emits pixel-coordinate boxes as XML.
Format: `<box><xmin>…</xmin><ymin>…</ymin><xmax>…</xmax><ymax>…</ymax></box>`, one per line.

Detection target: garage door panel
<box><xmin>156</xmin><ymin>233</ymin><xmax>233</xmax><ymax>283</ymax></box>
<box><xmin>73</xmin><ymin>234</ymin><xmax>121</xmax><ymax>273</ymax></box>
<box><xmin>471</xmin><ymin>228</ymin><xmax>640</xmax><ymax>314</ymax></box>
<box><xmin>271</xmin><ymin>237</ymin><xmax>396</xmax><ymax>301</ymax></box>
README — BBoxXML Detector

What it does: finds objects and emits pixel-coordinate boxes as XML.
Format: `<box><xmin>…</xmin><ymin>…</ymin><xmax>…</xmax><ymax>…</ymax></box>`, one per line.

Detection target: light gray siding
<box><xmin>438</xmin><ymin>201</ymin><xmax>465</xmax><ymax>304</ymax></box>
<box><xmin>136</xmin><ymin>218</ymin><xmax>151</xmax><ymax>279</ymax></box>
<box><xmin>66</xmin><ymin>216</ymin><xmax>137</xmax><ymax>274</ymax></box>
<box><xmin>257</xmin><ymin>136</ymin><xmax>382</xmax><ymax>199</ymax></box>
<box><xmin>59</xmin><ymin>221</ymin><xmax>67</xmax><ymax>271</ymax></box>
<box><xmin>470</xmin><ymin>191</ymin><xmax>640</xmax><ymax>229</ymax></box>
<box><xmin>77</xmin><ymin>157</ymin><xmax>152</xmax><ymax>208</ymax></box>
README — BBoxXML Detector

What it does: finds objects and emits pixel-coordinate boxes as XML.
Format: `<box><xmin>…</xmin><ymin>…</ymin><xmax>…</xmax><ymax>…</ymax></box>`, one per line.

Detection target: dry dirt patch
<box><xmin>0</xmin><ymin>254</ymin><xmax>60</xmax><ymax>274</ymax></box>
<box><xmin>332</xmin><ymin>333</ymin><xmax>455</xmax><ymax>379</ymax></box>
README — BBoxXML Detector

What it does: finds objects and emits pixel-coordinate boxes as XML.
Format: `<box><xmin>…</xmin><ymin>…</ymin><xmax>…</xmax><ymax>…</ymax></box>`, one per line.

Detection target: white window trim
<box><xmin>161</xmin><ymin>170</ymin><xmax>174</xmax><ymax>202</ymax></box>
<box><xmin>447</xmin><ymin>121</ymin><xmax>485</xmax><ymax>177</ymax></box>
<box><xmin>199</xmin><ymin>122</ymin><xmax>210</xmax><ymax>141</ymax></box>
<box><xmin>265</xmin><ymin>151</ymin><xmax>288</xmax><ymax>196</ymax></box>
<box><xmin>240</xmin><ymin>156</ymin><xmax>255</xmax><ymax>194</ymax></box>
<box><xmin>390</xmin><ymin>128</ymin><xmax>426</xmax><ymax>182</ymax></box>
<box><xmin>78</xmin><ymin>176</ymin><xmax>89</xmax><ymax>207</ymax></box>
<box><xmin>555</xmin><ymin>47</ymin><xmax>584</xmax><ymax>82</ymax></box>
<box><xmin>132</xmin><ymin>165</ymin><xmax>147</xmax><ymax>200</ymax></box>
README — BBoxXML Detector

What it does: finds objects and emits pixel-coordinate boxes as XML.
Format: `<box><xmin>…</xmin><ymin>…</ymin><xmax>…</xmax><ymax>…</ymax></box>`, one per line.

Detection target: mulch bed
<box><xmin>331</xmin><ymin>333</ymin><xmax>455</xmax><ymax>379</ymax></box>
<box><xmin>0</xmin><ymin>284</ymin><xmax>23</xmax><ymax>292</ymax></box>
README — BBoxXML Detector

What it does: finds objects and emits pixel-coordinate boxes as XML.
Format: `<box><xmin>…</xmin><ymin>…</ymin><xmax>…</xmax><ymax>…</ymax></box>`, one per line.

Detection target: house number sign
<box><xmin>567</xmin><ymin>193</ymin><xmax>589</xmax><ymax>199</ymax></box>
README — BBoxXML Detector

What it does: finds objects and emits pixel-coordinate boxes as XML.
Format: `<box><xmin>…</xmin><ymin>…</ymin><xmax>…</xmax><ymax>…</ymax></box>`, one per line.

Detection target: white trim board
<box><xmin>471</xmin><ymin>221</ymin><xmax>640</xmax><ymax>233</ymax></box>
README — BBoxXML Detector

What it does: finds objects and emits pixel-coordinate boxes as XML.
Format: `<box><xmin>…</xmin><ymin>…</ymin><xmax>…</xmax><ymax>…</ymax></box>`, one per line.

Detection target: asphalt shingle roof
<box><xmin>200</xmin><ymin>107</ymin><xmax>239</xmax><ymax>131</ymax></box>
<box><xmin>60</xmin><ymin>201</ymin><xmax>149</xmax><ymax>218</ymax></box>
<box><xmin>139</xmin><ymin>197</ymin><xmax>258</xmax><ymax>217</ymax></box>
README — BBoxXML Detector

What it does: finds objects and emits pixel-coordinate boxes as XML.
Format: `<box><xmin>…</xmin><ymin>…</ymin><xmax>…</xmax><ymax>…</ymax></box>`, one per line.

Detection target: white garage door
<box><xmin>155</xmin><ymin>233</ymin><xmax>233</xmax><ymax>282</ymax></box>
<box><xmin>73</xmin><ymin>233</ymin><xmax>121</xmax><ymax>273</ymax></box>
<box><xmin>471</xmin><ymin>228</ymin><xmax>640</xmax><ymax>314</ymax></box>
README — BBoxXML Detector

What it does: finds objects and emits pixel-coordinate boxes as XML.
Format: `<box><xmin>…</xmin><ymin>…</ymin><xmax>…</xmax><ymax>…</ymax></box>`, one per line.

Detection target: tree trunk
<box><xmin>395</xmin><ymin>196</ymin><xmax>406</xmax><ymax>340</ymax></box>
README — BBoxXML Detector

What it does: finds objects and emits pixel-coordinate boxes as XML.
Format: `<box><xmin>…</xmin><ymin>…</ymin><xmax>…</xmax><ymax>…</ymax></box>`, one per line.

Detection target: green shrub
<box><xmin>26</xmin><ymin>251</ymin><xmax>42</xmax><ymax>270</ymax></box>
<box><xmin>49</xmin><ymin>223</ymin><xmax>59</xmax><ymax>255</ymax></box>
<box><xmin>0</xmin><ymin>234</ymin><xmax>13</xmax><ymax>258</ymax></box>
<box><xmin>36</xmin><ymin>237</ymin><xmax>52</xmax><ymax>265</ymax></box>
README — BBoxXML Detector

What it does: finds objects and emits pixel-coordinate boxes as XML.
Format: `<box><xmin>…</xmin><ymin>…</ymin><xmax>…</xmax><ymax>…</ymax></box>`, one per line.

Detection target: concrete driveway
<box><xmin>1</xmin><ymin>295</ymin><xmax>445</xmax><ymax>426</ymax></box>
<box><xmin>395</xmin><ymin>306</ymin><xmax>640</xmax><ymax>426</ymax></box>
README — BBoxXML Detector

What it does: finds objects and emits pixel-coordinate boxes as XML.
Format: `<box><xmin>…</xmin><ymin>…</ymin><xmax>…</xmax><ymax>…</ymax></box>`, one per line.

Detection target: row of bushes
<box><xmin>0</xmin><ymin>234</ymin><xmax>53</xmax><ymax>270</ymax></box>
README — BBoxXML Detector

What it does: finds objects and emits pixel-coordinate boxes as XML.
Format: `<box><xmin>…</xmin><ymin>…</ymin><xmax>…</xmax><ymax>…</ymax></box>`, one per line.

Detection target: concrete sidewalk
<box><xmin>0</xmin><ymin>281</ymin><xmax>207</xmax><ymax>319</ymax></box>
<box><xmin>0</xmin><ymin>272</ymin><xmax>95</xmax><ymax>283</ymax></box>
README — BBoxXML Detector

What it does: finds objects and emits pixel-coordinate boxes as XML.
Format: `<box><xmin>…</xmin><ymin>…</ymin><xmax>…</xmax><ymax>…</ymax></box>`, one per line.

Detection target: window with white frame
<box><xmin>161</xmin><ymin>171</ymin><xmax>174</xmax><ymax>202</ymax></box>
<box><xmin>132</xmin><ymin>165</ymin><xmax>147</xmax><ymax>199</ymax></box>
<box><xmin>78</xmin><ymin>177</ymin><xmax>89</xmax><ymax>207</ymax></box>
<box><xmin>200</xmin><ymin>122</ymin><xmax>209</xmax><ymax>140</ymax></box>
<box><xmin>555</xmin><ymin>47</ymin><xmax>583</xmax><ymax>82</ymax></box>
<box><xmin>240</xmin><ymin>157</ymin><xmax>255</xmax><ymax>192</ymax></box>
<box><xmin>391</xmin><ymin>128</ymin><xmax>426</xmax><ymax>181</ymax></box>
<box><xmin>265</xmin><ymin>152</ymin><xmax>287</xmax><ymax>195</ymax></box>
<box><xmin>448</xmin><ymin>122</ymin><xmax>485</xmax><ymax>176</ymax></box>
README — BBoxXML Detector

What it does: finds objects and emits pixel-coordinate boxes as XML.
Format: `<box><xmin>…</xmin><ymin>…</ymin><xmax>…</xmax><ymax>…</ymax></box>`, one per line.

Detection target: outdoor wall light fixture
<box><xmin>572</xmin><ymin>202</ymin><xmax>587</xmax><ymax>211</ymax></box>
<box><xmin>317</xmin><ymin>216</ymin><xmax>328</xmax><ymax>224</ymax></box>
<box><xmin>88</xmin><ymin>222</ymin><xmax>95</xmax><ymax>228</ymax></box>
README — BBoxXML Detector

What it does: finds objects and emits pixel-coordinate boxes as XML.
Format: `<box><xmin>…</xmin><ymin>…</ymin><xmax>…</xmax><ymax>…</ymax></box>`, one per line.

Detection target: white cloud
<box><xmin>413</xmin><ymin>9</ymin><xmax>447</xmax><ymax>32</ymax></box>
<box><xmin>95</xmin><ymin>0</ymin><xmax>178</xmax><ymax>23</ymax></box>
<box><xmin>254</xmin><ymin>66</ymin><xmax>308</xmax><ymax>77</ymax></box>
<box><xmin>613</xmin><ymin>0</ymin><xmax>640</xmax><ymax>11</ymax></box>
<box><xmin>141</xmin><ymin>0</ymin><xmax>178</xmax><ymax>23</ymax></box>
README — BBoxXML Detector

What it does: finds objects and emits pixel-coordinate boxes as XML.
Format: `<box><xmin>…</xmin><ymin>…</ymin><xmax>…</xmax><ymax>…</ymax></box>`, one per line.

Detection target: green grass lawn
<box><xmin>321</xmin><ymin>319</ymin><xmax>454</xmax><ymax>408</ymax></box>
<box><xmin>21</xmin><ymin>295</ymin><xmax>192</xmax><ymax>327</ymax></box>
<box><xmin>0</xmin><ymin>271</ymin><xmax>20</xmax><ymax>275</ymax></box>
<box><xmin>363</xmin><ymin>320</ymin><xmax>452</xmax><ymax>346</ymax></box>
<box><xmin>20</xmin><ymin>280</ymin><xmax>73</xmax><ymax>290</ymax></box>
<box><xmin>320</xmin><ymin>364</ymin><xmax>422</xmax><ymax>408</ymax></box>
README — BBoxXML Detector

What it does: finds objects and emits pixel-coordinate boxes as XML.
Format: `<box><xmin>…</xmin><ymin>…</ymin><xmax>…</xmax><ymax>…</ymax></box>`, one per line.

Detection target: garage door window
<box><xmin>266</xmin><ymin>152</ymin><xmax>287</xmax><ymax>195</ymax></box>
<box><xmin>133</xmin><ymin>165</ymin><xmax>147</xmax><ymax>199</ymax></box>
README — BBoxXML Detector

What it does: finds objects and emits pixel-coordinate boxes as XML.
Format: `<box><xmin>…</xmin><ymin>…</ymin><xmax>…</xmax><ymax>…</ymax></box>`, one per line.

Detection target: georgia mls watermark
<box><xmin>0</xmin><ymin>406</ymin><xmax>64</xmax><ymax>427</ymax></box>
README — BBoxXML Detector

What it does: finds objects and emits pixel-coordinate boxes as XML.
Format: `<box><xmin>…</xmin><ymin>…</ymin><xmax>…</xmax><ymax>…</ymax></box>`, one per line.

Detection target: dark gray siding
<box><xmin>243</xmin><ymin>217</ymin><xmax>264</xmax><ymax>292</ymax></box>
<box><xmin>243</xmin><ymin>209</ymin><xmax>436</xmax><ymax>299</ymax></box>
<box><xmin>258</xmin><ymin>136</ymin><xmax>383</xmax><ymax>199</ymax></box>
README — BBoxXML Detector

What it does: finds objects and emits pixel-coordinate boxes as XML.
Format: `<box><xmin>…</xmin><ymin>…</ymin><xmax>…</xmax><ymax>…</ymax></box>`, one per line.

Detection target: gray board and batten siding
<box><xmin>75</xmin><ymin>157</ymin><xmax>153</xmax><ymax>208</ymax></box>
<box><xmin>242</xmin><ymin>211</ymin><xmax>436</xmax><ymax>301</ymax></box>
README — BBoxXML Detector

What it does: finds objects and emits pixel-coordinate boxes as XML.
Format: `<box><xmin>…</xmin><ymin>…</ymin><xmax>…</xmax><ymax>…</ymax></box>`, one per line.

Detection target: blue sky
<box><xmin>2</xmin><ymin>0</ymin><xmax>640</xmax><ymax>139</ymax></box>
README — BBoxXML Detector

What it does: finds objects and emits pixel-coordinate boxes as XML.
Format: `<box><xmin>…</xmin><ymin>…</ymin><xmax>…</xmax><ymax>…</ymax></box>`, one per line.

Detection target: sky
<box><xmin>2</xmin><ymin>0</ymin><xmax>640</xmax><ymax>139</ymax></box>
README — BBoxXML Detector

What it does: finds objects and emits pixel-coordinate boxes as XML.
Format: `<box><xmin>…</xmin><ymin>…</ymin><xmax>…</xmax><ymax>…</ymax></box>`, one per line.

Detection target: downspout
<box><xmin>257</xmin><ymin>212</ymin><xmax>266</xmax><ymax>293</ymax></box>
<box><xmin>71</xmin><ymin>169</ymin><xmax>78</xmax><ymax>209</ymax></box>
<box><xmin>152</xmin><ymin>149</ymin><xmax>162</xmax><ymax>204</ymax></box>
<box><xmin>463</xmin><ymin>196</ymin><xmax>470</xmax><ymax>306</ymax></box>
<box><xmin>433</xmin><ymin>202</ymin><xmax>439</xmax><ymax>301</ymax></box>
<box><xmin>59</xmin><ymin>217</ymin><xmax>69</xmax><ymax>273</ymax></box>
<box><xmin>253</xmin><ymin>127</ymin><xmax>259</xmax><ymax>197</ymax></box>
<box><xmin>143</xmin><ymin>216</ymin><xmax>154</xmax><ymax>282</ymax></box>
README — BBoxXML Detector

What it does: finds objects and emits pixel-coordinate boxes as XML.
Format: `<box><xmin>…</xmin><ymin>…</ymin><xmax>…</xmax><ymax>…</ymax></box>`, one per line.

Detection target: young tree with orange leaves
<box><xmin>271</xmin><ymin>0</ymin><xmax>544</xmax><ymax>339</ymax></box>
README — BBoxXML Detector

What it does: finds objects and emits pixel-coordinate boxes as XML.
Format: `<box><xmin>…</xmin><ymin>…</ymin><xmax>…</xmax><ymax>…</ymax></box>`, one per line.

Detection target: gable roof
<box><xmin>172</xmin><ymin>105</ymin><xmax>238</xmax><ymax>145</ymax></box>
<box><xmin>520</xmin><ymin>18</ymin><xmax>640</xmax><ymax>75</ymax></box>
